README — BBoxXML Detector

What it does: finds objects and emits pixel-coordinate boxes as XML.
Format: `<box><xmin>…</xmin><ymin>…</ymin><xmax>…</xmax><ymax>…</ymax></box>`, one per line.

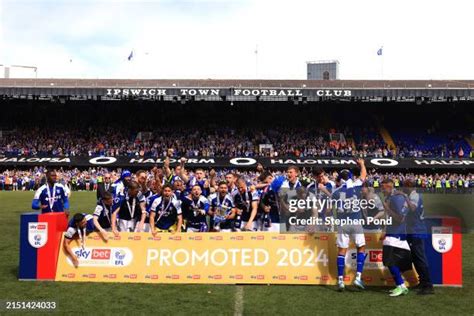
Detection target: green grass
<box><xmin>0</xmin><ymin>191</ymin><xmax>473</xmax><ymax>315</ymax></box>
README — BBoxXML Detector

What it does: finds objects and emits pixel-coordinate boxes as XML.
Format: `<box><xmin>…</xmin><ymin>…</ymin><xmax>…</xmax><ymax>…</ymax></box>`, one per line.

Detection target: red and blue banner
<box><xmin>424</xmin><ymin>217</ymin><xmax>462</xmax><ymax>286</ymax></box>
<box><xmin>19</xmin><ymin>212</ymin><xmax>68</xmax><ymax>280</ymax></box>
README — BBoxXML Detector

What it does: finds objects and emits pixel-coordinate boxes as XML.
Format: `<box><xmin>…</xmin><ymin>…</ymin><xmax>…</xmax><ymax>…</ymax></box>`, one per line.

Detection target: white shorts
<box><xmin>383</xmin><ymin>236</ymin><xmax>410</xmax><ymax>250</ymax></box>
<box><xmin>241</xmin><ymin>221</ymin><xmax>258</xmax><ymax>231</ymax></box>
<box><xmin>143</xmin><ymin>223</ymin><xmax>151</xmax><ymax>233</ymax></box>
<box><xmin>336</xmin><ymin>224</ymin><xmax>366</xmax><ymax>248</ymax></box>
<box><xmin>118</xmin><ymin>219</ymin><xmax>137</xmax><ymax>232</ymax></box>
<box><xmin>261</xmin><ymin>222</ymin><xmax>282</xmax><ymax>232</ymax></box>
<box><xmin>186</xmin><ymin>227</ymin><xmax>201</xmax><ymax>232</ymax></box>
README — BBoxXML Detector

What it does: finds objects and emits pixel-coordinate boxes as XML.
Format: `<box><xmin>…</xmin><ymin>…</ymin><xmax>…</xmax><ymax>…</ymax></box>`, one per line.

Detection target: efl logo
<box><xmin>235</xmin><ymin>275</ymin><xmax>243</xmax><ymax>280</ymax></box>
<box><xmin>369</xmin><ymin>250</ymin><xmax>383</xmax><ymax>262</ymax></box>
<box><xmin>172</xmin><ymin>275</ymin><xmax>180</xmax><ymax>279</ymax></box>
<box><xmin>67</xmin><ymin>273</ymin><xmax>75</xmax><ymax>279</ymax></box>
<box><xmin>320</xmin><ymin>235</ymin><xmax>328</xmax><ymax>241</ymax></box>
<box><xmin>299</xmin><ymin>275</ymin><xmax>308</xmax><ymax>281</ymax></box>
<box><xmin>92</xmin><ymin>249</ymin><xmax>111</xmax><ymax>260</ymax></box>
<box><xmin>151</xmin><ymin>275</ymin><xmax>159</xmax><ymax>280</ymax></box>
<box><xmin>169</xmin><ymin>236</ymin><xmax>181</xmax><ymax>241</ymax></box>
<box><xmin>129</xmin><ymin>274</ymin><xmax>137</xmax><ymax>279</ymax></box>
<box><xmin>194</xmin><ymin>236</ymin><xmax>202</xmax><ymax>241</ymax></box>
<box><xmin>321</xmin><ymin>275</ymin><xmax>329</xmax><ymax>281</ymax></box>
<box><xmin>28</xmin><ymin>222</ymin><xmax>48</xmax><ymax>248</ymax></box>
<box><xmin>256</xmin><ymin>275</ymin><xmax>264</xmax><ymax>280</ymax></box>
<box><xmin>364</xmin><ymin>276</ymin><xmax>373</xmax><ymax>282</ymax></box>
<box><xmin>278</xmin><ymin>275</ymin><xmax>286</xmax><ymax>280</ymax></box>
<box><xmin>299</xmin><ymin>236</ymin><xmax>307</xmax><ymax>241</ymax></box>
<box><xmin>114</xmin><ymin>236</ymin><xmax>121</xmax><ymax>240</ymax></box>
<box><xmin>213</xmin><ymin>275</ymin><xmax>222</xmax><ymax>280</ymax></box>
<box><xmin>108</xmin><ymin>274</ymin><xmax>117</xmax><ymax>279</ymax></box>
<box><xmin>93</xmin><ymin>235</ymin><xmax>101</xmax><ymax>240</ymax></box>
<box><xmin>256</xmin><ymin>235</ymin><xmax>264</xmax><ymax>240</ymax></box>
<box><xmin>192</xmin><ymin>275</ymin><xmax>201</xmax><ymax>280</ymax></box>
<box><xmin>134</xmin><ymin>235</ymin><xmax>141</xmax><ymax>241</ymax></box>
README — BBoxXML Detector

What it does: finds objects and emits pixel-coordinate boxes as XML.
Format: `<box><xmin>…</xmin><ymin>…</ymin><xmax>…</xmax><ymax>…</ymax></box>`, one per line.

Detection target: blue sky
<box><xmin>1</xmin><ymin>0</ymin><xmax>473</xmax><ymax>79</ymax></box>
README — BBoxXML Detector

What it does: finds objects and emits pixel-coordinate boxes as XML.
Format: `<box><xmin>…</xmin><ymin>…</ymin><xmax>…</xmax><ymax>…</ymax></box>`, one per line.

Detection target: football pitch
<box><xmin>0</xmin><ymin>191</ymin><xmax>473</xmax><ymax>315</ymax></box>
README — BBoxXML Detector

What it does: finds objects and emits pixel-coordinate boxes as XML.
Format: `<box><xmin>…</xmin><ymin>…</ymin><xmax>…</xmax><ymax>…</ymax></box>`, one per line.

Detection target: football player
<box><xmin>149</xmin><ymin>184</ymin><xmax>183</xmax><ymax>233</ymax></box>
<box><xmin>63</xmin><ymin>213</ymin><xmax>95</xmax><ymax>268</ymax></box>
<box><xmin>208</xmin><ymin>181</ymin><xmax>236</xmax><ymax>232</ymax></box>
<box><xmin>111</xmin><ymin>170</ymin><xmax>132</xmax><ymax>198</ymax></box>
<box><xmin>32</xmin><ymin>170</ymin><xmax>70</xmax><ymax>215</ymax></box>
<box><xmin>381</xmin><ymin>179</ymin><xmax>412</xmax><ymax>297</ymax></box>
<box><xmin>111</xmin><ymin>181</ymin><xmax>146</xmax><ymax>235</ymax></box>
<box><xmin>234</xmin><ymin>178</ymin><xmax>259</xmax><ymax>231</ymax></box>
<box><xmin>182</xmin><ymin>185</ymin><xmax>210</xmax><ymax>232</ymax></box>
<box><xmin>92</xmin><ymin>191</ymin><xmax>114</xmax><ymax>239</ymax></box>
<box><xmin>331</xmin><ymin>159</ymin><xmax>367</xmax><ymax>291</ymax></box>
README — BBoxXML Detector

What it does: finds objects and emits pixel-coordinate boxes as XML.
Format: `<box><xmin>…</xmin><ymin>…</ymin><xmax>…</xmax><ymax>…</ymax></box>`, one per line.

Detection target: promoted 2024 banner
<box><xmin>55</xmin><ymin>232</ymin><xmax>418</xmax><ymax>285</ymax></box>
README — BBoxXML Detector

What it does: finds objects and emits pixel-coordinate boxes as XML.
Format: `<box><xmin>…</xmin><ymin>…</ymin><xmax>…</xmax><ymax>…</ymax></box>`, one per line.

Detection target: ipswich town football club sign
<box><xmin>105</xmin><ymin>88</ymin><xmax>352</xmax><ymax>98</ymax></box>
<box><xmin>28</xmin><ymin>222</ymin><xmax>48</xmax><ymax>248</ymax></box>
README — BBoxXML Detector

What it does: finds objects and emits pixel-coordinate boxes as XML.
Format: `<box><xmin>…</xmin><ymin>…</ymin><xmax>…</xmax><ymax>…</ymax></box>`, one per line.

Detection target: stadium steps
<box><xmin>465</xmin><ymin>137</ymin><xmax>474</xmax><ymax>153</ymax></box>
<box><xmin>370</xmin><ymin>114</ymin><xmax>397</xmax><ymax>152</ymax></box>
<box><xmin>347</xmin><ymin>138</ymin><xmax>355</xmax><ymax>148</ymax></box>
<box><xmin>379</xmin><ymin>126</ymin><xmax>397</xmax><ymax>151</ymax></box>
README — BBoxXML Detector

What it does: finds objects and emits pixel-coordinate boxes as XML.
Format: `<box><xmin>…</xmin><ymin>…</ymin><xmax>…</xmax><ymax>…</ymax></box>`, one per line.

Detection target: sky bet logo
<box><xmin>350</xmin><ymin>250</ymin><xmax>383</xmax><ymax>262</ymax></box>
<box><xmin>74</xmin><ymin>249</ymin><xmax>111</xmax><ymax>260</ymax></box>
<box><xmin>347</xmin><ymin>249</ymin><xmax>383</xmax><ymax>270</ymax></box>
<box><xmin>75</xmin><ymin>249</ymin><xmax>91</xmax><ymax>259</ymax></box>
<box><xmin>368</xmin><ymin>250</ymin><xmax>383</xmax><ymax>262</ymax></box>
<box><xmin>70</xmin><ymin>247</ymin><xmax>133</xmax><ymax>267</ymax></box>
<box><xmin>92</xmin><ymin>249</ymin><xmax>111</xmax><ymax>260</ymax></box>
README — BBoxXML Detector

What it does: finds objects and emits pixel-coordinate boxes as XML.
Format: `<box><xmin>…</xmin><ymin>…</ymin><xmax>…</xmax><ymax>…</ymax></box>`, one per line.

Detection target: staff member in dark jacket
<box><xmin>403</xmin><ymin>179</ymin><xmax>434</xmax><ymax>295</ymax></box>
<box><xmin>96</xmin><ymin>173</ymin><xmax>114</xmax><ymax>200</ymax></box>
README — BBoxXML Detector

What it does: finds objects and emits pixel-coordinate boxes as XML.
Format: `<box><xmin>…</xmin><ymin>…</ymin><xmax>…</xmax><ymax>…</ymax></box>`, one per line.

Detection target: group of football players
<box><xmin>32</xmin><ymin>156</ymin><xmax>434</xmax><ymax>296</ymax></box>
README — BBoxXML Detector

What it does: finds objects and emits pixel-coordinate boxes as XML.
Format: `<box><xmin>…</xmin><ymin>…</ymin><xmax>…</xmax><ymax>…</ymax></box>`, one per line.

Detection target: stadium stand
<box><xmin>1</xmin><ymin>99</ymin><xmax>472</xmax><ymax>158</ymax></box>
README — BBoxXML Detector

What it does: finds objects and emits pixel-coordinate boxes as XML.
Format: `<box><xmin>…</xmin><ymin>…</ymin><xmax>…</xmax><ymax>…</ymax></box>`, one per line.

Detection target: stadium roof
<box><xmin>0</xmin><ymin>79</ymin><xmax>473</xmax><ymax>101</ymax></box>
<box><xmin>0</xmin><ymin>78</ymin><xmax>473</xmax><ymax>89</ymax></box>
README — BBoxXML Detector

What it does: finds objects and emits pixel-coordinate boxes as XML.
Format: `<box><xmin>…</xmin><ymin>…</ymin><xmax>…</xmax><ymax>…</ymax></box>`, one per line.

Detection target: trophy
<box><xmin>214</xmin><ymin>204</ymin><xmax>230</xmax><ymax>224</ymax></box>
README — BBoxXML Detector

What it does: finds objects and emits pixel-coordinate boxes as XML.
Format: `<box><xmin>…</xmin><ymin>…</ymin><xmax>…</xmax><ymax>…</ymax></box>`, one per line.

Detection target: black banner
<box><xmin>0</xmin><ymin>156</ymin><xmax>474</xmax><ymax>170</ymax></box>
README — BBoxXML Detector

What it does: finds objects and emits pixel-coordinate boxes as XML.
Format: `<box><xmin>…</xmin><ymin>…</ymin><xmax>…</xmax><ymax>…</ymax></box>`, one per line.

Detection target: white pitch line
<box><xmin>234</xmin><ymin>285</ymin><xmax>244</xmax><ymax>316</ymax></box>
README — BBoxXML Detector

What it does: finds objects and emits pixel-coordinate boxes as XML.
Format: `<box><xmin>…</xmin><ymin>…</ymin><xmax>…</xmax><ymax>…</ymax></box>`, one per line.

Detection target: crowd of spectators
<box><xmin>1</xmin><ymin>167</ymin><xmax>473</xmax><ymax>193</ymax></box>
<box><xmin>1</xmin><ymin>127</ymin><xmax>470</xmax><ymax>159</ymax></box>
